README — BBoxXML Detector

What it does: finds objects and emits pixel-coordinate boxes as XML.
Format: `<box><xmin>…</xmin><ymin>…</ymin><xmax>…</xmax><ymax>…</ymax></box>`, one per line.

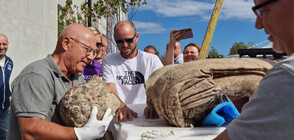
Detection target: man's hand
<box><xmin>74</xmin><ymin>107</ymin><xmax>113</xmax><ymax>140</ymax></box>
<box><xmin>116</xmin><ymin>104</ymin><xmax>138</xmax><ymax>123</ymax></box>
<box><xmin>170</xmin><ymin>29</ymin><xmax>181</xmax><ymax>44</ymax></box>
<box><xmin>144</xmin><ymin>107</ymin><xmax>159</xmax><ymax>119</ymax></box>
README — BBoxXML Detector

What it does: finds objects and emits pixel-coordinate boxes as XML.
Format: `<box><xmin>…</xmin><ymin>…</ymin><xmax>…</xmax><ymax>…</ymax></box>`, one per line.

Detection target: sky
<box><xmin>128</xmin><ymin>0</ymin><xmax>271</xmax><ymax>57</ymax></box>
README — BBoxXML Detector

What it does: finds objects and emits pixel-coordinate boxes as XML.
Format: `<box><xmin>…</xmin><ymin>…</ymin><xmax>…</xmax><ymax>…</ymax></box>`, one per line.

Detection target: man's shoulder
<box><xmin>174</xmin><ymin>54</ymin><xmax>184</xmax><ymax>64</ymax></box>
<box><xmin>5</xmin><ymin>55</ymin><xmax>13</xmax><ymax>63</ymax></box>
<box><xmin>275</xmin><ymin>55</ymin><xmax>294</xmax><ymax>70</ymax></box>
<box><xmin>139</xmin><ymin>50</ymin><xmax>159</xmax><ymax>59</ymax></box>
<box><xmin>104</xmin><ymin>52</ymin><xmax>120</xmax><ymax>61</ymax></box>
<box><xmin>18</xmin><ymin>57</ymin><xmax>52</xmax><ymax>77</ymax></box>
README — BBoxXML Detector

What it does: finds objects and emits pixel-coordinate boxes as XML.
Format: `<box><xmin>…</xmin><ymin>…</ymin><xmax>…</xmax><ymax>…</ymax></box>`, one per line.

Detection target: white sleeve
<box><xmin>101</xmin><ymin>58</ymin><xmax>115</xmax><ymax>84</ymax></box>
<box><xmin>226</xmin><ymin>65</ymin><xmax>294</xmax><ymax>140</ymax></box>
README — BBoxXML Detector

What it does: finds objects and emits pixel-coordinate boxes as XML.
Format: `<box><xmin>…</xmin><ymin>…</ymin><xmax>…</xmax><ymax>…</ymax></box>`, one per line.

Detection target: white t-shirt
<box><xmin>227</xmin><ymin>54</ymin><xmax>294</xmax><ymax>140</ymax></box>
<box><xmin>102</xmin><ymin>50</ymin><xmax>163</xmax><ymax>104</ymax></box>
<box><xmin>0</xmin><ymin>57</ymin><xmax>5</xmax><ymax>67</ymax></box>
<box><xmin>174</xmin><ymin>53</ymin><xmax>184</xmax><ymax>64</ymax></box>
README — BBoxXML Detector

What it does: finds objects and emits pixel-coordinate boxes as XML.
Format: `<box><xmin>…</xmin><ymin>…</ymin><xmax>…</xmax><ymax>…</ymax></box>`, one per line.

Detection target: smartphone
<box><xmin>174</xmin><ymin>28</ymin><xmax>193</xmax><ymax>40</ymax></box>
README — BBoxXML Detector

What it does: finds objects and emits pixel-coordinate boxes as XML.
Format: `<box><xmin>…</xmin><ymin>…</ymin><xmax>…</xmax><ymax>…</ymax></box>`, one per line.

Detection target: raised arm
<box><xmin>164</xmin><ymin>30</ymin><xmax>181</xmax><ymax>66</ymax></box>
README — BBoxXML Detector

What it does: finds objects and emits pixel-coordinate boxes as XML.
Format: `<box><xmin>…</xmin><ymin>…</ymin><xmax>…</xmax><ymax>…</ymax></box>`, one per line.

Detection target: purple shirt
<box><xmin>82</xmin><ymin>60</ymin><xmax>102</xmax><ymax>82</ymax></box>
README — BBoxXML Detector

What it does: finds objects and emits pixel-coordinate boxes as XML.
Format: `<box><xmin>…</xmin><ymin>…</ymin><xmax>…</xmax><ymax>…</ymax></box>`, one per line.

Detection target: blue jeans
<box><xmin>0</xmin><ymin>108</ymin><xmax>9</xmax><ymax>140</ymax></box>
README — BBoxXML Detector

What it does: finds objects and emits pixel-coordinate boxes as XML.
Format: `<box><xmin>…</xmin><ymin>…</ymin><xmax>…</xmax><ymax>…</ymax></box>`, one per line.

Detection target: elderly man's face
<box><xmin>254</xmin><ymin>0</ymin><xmax>294</xmax><ymax>55</ymax></box>
<box><xmin>68</xmin><ymin>34</ymin><xmax>96</xmax><ymax>73</ymax></box>
<box><xmin>0</xmin><ymin>35</ymin><xmax>8</xmax><ymax>57</ymax></box>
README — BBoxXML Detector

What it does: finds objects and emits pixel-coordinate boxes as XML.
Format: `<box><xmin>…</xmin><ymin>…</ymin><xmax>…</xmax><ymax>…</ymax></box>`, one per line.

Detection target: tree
<box><xmin>57</xmin><ymin>0</ymin><xmax>147</xmax><ymax>35</ymax></box>
<box><xmin>208</xmin><ymin>46</ymin><xmax>220</xmax><ymax>58</ymax></box>
<box><xmin>229</xmin><ymin>42</ymin><xmax>249</xmax><ymax>55</ymax></box>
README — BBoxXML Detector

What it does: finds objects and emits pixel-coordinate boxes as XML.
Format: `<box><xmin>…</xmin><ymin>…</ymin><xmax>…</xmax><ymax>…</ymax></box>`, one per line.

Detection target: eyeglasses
<box><xmin>70</xmin><ymin>37</ymin><xmax>98</xmax><ymax>58</ymax></box>
<box><xmin>96</xmin><ymin>42</ymin><xmax>103</xmax><ymax>48</ymax></box>
<box><xmin>252</xmin><ymin>0</ymin><xmax>278</xmax><ymax>18</ymax></box>
<box><xmin>115</xmin><ymin>33</ymin><xmax>136</xmax><ymax>45</ymax></box>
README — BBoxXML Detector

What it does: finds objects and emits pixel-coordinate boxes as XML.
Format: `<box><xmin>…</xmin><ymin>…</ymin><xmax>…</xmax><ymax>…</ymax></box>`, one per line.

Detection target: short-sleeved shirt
<box><xmin>82</xmin><ymin>60</ymin><xmax>102</xmax><ymax>81</ymax></box>
<box><xmin>174</xmin><ymin>53</ymin><xmax>184</xmax><ymax>64</ymax></box>
<box><xmin>227</xmin><ymin>54</ymin><xmax>294</xmax><ymax>140</ymax></box>
<box><xmin>7</xmin><ymin>54</ymin><xmax>84</xmax><ymax>140</ymax></box>
<box><xmin>102</xmin><ymin>50</ymin><xmax>163</xmax><ymax>104</ymax></box>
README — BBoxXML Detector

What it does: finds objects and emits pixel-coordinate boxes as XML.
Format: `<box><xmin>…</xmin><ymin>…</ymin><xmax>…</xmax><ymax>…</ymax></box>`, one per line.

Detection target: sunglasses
<box><xmin>115</xmin><ymin>33</ymin><xmax>136</xmax><ymax>45</ymax></box>
<box><xmin>96</xmin><ymin>42</ymin><xmax>103</xmax><ymax>48</ymax></box>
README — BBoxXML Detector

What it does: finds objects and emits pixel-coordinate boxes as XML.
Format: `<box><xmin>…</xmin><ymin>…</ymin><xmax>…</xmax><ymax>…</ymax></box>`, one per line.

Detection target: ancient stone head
<box><xmin>60</xmin><ymin>75</ymin><xmax>120</xmax><ymax>127</ymax></box>
<box><xmin>145</xmin><ymin>58</ymin><xmax>275</xmax><ymax>127</ymax></box>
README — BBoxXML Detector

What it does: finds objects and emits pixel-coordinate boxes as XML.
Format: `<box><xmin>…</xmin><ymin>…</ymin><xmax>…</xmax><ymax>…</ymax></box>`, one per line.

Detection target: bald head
<box><xmin>59</xmin><ymin>24</ymin><xmax>94</xmax><ymax>41</ymax></box>
<box><xmin>55</xmin><ymin>24</ymin><xmax>96</xmax><ymax>53</ymax></box>
<box><xmin>0</xmin><ymin>33</ymin><xmax>8</xmax><ymax>44</ymax></box>
<box><xmin>166</xmin><ymin>42</ymin><xmax>182</xmax><ymax>57</ymax></box>
<box><xmin>53</xmin><ymin>24</ymin><xmax>97</xmax><ymax>77</ymax></box>
<box><xmin>166</xmin><ymin>42</ymin><xmax>181</xmax><ymax>49</ymax></box>
<box><xmin>114</xmin><ymin>20</ymin><xmax>136</xmax><ymax>37</ymax></box>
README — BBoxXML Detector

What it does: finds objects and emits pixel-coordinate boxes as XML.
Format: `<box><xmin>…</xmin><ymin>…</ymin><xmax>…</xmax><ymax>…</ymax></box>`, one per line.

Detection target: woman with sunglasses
<box><xmin>82</xmin><ymin>27</ymin><xmax>104</xmax><ymax>82</ymax></box>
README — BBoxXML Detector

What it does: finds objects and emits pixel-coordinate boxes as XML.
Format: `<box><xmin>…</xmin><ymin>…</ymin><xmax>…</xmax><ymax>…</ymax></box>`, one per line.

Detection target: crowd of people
<box><xmin>1</xmin><ymin>0</ymin><xmax>294</xmax><ymax>139</ymax></box>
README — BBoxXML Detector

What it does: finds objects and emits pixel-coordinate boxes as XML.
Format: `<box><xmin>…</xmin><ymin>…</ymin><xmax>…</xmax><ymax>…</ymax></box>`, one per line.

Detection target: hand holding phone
<box><xmin>173</xmin><ymin>28</ymin><xmax>193</xmax><ymax>40</ymax></box>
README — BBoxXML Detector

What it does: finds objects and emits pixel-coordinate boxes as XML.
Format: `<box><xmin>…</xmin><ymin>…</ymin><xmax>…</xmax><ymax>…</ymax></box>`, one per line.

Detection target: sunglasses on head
<box><xmin>115</xmin><ymin>33</ymin><xmax>136</xmax><ymax>45</ymax></box>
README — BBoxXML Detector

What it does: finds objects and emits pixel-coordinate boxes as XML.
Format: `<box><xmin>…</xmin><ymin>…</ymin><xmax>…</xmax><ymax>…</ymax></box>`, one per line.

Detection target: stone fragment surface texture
<box><xmin>60</xmin><ymin>75</ymin><xmax>120</xmax><ymax>127</ymax></box>
<box><xmin>145</xmin><ymin>58</ymin><xmax>274</xmax><ymax>127</ymax></box>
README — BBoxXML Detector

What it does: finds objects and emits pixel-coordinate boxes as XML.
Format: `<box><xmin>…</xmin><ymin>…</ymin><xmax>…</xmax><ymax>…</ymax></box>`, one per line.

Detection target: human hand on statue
<box><xmin>144</xmin><ymin>107</ymin><xmax>159</xmax><ymax>119</ymax></box>
<box><xmin>74</xmin><ymin>107</ymin><xmax>113</xmax><ymax>140</ymax></box>
<box><xmin>115</xmin><ymin>104</ymin><xmax>138</xmax><ymax>123</ymax></box>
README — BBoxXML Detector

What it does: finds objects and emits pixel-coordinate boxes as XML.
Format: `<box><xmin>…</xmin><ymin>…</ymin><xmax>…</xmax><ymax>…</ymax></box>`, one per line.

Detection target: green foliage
<box><xmin>159</xmin><ymin>53</ymin><xmax>165</xmax><ymax>64</ymax></box>
<box><xmin>155</xmin><ymin>51</ymin><xmax>160</xmax><ymax>57</ymax></box>
<box><xmin>58</xmin><ymin>0</ymin><xmax>147</xmax><ymax>35</ymax></box>
<box><xmin>208</xmin><ymin>46</ymin><xmax>220</xmax><ymax>58</ymax></box>
<box><xmin>229</xmin><ymin>42</ymin><xmax>249</xmax><ymax>55</ymax></box>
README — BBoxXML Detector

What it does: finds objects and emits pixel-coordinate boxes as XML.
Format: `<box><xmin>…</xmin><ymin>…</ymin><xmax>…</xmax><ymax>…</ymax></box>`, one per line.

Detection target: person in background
<box><xmin>96</xmin><ymin>34</ymin><xmax>108</xmax><ymax>63</ymax></box>
<box><xmin>215</xmin><ymin>0</ymin><xmax>294</xmax><ymax>139</ymax></box>
<box><xmin>144</xmin><ymin>45</ymin><xmax>157</xmax><ymax>55</ymax></box>
<box><xmin>102</xmin><ymin>20</ymin><xmax>163</xmax><ymax>123</ymax></box>
<box><xmin>7</xmin><ymin>24</ymin><xmax>112</xmax><ymax>140</ymax></box>
<box><xmin>82</xmin><ymin>27</ymin><xmax>103</xmax><ymax>82</ymax></box>
<box><xmin>0</xmin><ymin>33</ymin><xmax>13</xmax><ymax>140</ymax></box>
<box><xmin>183</xmin><ymin>43</ymin><xmax>201</xmax><ymax>62</ymax></box>
<box><xmin>164</xmin><ymin>29</ymin><xmax>184</xmax><ymax>65</ymax></box>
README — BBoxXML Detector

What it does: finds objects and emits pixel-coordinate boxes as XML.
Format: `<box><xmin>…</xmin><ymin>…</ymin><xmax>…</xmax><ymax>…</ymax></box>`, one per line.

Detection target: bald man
<box><xmin>102</xmin><ymin>20</ymin><xmax>163</xmax><ymax>123</ymax></box>
<box><xmin>7</xmin><ymin>24</ymin><xmax>112</xmax><ymax>140</ymax></box>
<box><xmin>164</xmin><ymin>29</ymin><xmax>184</xmax><ymax>65</ymax></box>
<box><xmin>0</xmin><ymin>34</ymin><xmax>13</xmax><ymax>140</ymax></box>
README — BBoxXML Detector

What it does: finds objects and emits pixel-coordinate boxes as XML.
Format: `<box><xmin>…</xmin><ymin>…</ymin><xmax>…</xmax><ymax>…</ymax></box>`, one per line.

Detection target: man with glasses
<box><xmin>8</xmin><ymin>24</ymin><xmax>113</xmax><ymax>140</ymax></box>
<box><xmin>214</xmin><ymin>0</ymin><xmax>294</xmax><ymax>139</ymax></box>
<box><xmin>164</xmin><ymin>30</ymin><xmax>184</xmax><ymax>65</ymax></box>
<box><xmin>102</xmin><ymin>20</ymin><xmax>163</xmax><ymax>123</ymax></box>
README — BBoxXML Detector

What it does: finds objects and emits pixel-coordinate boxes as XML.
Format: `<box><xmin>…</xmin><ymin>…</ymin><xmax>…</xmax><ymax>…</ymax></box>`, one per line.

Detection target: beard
<box><xmin>120</xmin><ymin>44</ymin><xmax>137</xmax><ymax>58</ymax></box>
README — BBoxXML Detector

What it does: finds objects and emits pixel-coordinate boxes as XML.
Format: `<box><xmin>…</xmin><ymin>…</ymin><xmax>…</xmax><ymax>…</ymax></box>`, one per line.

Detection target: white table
<box><xmin>109</xmin><ymin>104</ymin><xmax>225</xmax><ymax>140</ymax></box>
